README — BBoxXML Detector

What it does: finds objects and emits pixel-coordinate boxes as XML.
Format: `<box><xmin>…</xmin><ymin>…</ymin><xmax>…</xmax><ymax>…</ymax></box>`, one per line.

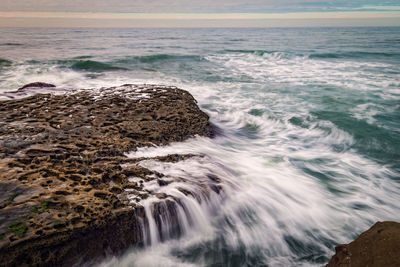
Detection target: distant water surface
<box><xmin>0</xmin><ymin>27</ymin><xmax>399</xmax><ymax>266</ymax></box>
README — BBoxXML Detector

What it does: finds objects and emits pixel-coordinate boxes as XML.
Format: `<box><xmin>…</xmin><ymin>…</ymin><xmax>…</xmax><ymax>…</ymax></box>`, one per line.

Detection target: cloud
<box><xmin>1</xmin><ymin>0</ymin><xmax>399</xmax><ymax>13</ymax></box>
<box><xmin>1</xmin><ymin>10</ymin><xmax>399</xmax><ymax>28</ymax></box>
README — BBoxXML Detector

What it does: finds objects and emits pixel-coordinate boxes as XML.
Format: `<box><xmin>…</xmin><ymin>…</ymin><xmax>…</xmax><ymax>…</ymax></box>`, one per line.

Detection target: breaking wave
<box><xmin>70</xmin><ymin>60</ymin><xmax>128</xmax><ymax>72</ymax></box>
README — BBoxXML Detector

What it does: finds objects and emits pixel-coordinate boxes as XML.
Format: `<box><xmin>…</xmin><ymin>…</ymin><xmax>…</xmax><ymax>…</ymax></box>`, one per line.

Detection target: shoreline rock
<box><xmin>18</xmin><ymin>82</ymin><xmax>56</xmax><ymax>90</ymax></box>
<box><xmin>327</xmin><ymin>221</ymin><xmax>400</xmax><ymax>267</ymax></box>
<box><xmin>0</xmin><ymin>84</ymin><xmax>218</xmax><ymax>266</ymax></box>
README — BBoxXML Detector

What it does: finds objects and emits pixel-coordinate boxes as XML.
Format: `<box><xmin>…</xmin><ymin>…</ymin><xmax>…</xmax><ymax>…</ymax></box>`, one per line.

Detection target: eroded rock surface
<box><xmin>0</xmin><ymin>84</ymin><xmax>217</xmax><ymax>266</ymax></box>
<box><xmin>327</xmin><ymin>221</ymin><xmax>400</xmax><ymax>267</ymax></box>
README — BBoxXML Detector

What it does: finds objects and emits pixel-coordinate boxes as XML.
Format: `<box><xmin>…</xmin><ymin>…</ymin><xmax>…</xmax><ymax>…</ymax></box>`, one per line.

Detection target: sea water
<box><xmin>0</xmin><ymin>27</ymin><xmax>399</xmax><ymax>266</ymax></box>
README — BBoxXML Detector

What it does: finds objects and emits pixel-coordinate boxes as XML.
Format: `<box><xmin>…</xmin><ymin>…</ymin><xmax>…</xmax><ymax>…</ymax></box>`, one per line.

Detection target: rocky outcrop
<box><xmin>0</xmin><ymin>84</ymin><xmax>217</xmax><ymax>266</ymax></box>
<box><xmin>327</xmin><ymin>221</ymin><xmax>400</xmax><ymax>267</ymax></box>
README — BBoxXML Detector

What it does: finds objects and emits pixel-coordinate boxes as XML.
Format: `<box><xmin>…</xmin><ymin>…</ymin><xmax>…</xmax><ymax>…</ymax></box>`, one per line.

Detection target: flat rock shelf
<box><xmin>0</xmin><ymin>84</ymin><xmax>219</xmax><ymax>266</ymax></box>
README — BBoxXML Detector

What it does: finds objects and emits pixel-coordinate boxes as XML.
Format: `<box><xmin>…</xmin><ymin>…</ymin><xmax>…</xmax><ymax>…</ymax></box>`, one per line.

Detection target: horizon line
<box><xmin>1</xmin><ymin>11</ymin><xmax>399</xmax><ymax>28</ymax></box>
<box><xmin>1</xmin><ymin>11</ymin><xmax>400</xmax><ymax>20</ymax></box>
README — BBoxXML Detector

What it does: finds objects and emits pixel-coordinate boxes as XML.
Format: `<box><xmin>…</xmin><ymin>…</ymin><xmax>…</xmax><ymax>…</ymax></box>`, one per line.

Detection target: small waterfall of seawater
<box><xmin>123</xmin><ymin>154</ymin><xmax>226</xmax><ymax>249</ymax></box>
<box><xmin>140</xmin><ymin>192</ymin><xmax>219</xmax><ymax>246</ymax></box>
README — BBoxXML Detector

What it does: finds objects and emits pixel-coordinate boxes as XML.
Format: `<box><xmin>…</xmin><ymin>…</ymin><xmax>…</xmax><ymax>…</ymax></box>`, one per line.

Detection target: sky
<box><xmin>0</xmin><ymin>0</ymin><xmax>399</xmax><ymax>27</ymax></box>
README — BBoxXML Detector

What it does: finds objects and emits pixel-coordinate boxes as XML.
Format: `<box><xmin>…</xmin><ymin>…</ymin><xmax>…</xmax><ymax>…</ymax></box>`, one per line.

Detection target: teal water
<box><xmin>0</xmin><ymin>27</ymin><xmax>399</xmax><ymax>266</ymax></box>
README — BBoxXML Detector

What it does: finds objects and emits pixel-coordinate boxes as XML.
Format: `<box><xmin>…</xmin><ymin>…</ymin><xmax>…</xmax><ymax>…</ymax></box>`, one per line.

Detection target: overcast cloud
<box><xmin>1</xmin><ymin>1</ymin><xmax>399</xmax><ymax>27</ymax></box>
<box><xmin>1</xmin><ymin>0</ymin><xmax>399</xmax><ymax>13</ymax></box>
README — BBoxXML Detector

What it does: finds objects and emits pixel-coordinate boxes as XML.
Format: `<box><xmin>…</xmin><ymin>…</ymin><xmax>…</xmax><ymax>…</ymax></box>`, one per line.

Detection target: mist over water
<box><xmin>1</xmin><ymin>27</ymin><xmax>399</xmax><ymax>266</ymax></box>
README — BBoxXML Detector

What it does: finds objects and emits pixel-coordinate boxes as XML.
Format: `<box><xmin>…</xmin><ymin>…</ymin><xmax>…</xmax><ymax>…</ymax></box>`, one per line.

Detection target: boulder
<box><xmin>327</xmin><ymin>221</ymin><xmax>400</xmax><ymax>267</ymax></box>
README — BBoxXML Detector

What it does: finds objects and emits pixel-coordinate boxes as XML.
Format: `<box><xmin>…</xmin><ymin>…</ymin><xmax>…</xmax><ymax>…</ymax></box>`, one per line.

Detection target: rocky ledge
<box><xmin>0</xmin><ymin>83</ymin><xmax>220</xmax><ymax>266</ymax></box>
<box><xmin>327</xmin><ymin>221</ymin><xmax>400</xmax><ymax>267</ymax></box>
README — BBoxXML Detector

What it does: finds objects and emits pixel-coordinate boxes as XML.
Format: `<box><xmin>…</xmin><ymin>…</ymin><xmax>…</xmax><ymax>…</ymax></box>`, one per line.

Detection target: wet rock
<box><xmin>18</xmin><ymin>82</ymin><xmax>56</xmax><ymax>90</ymax></box>
<box><xmin>93</xmin><ymin>191</ymin><xmax>109</xmax><ymax>199</ymax></box>
<box><xmin>110</xmin><ymin>186</ymin><xmax>123</xmax><ymax>194</ymax></box>
<box><xmin>157</xmin><ymin>179</ymin><xmax>171</xmax><ymax>187</ymax></box>
<box><xmin>155</xmin><ymin>193</ymin><xmax>168</xmax><ymax>199</ymax></box>
<box><xmin>154</xmin><ymin>153</ymin><xmax>198</xmax><ymax>163</ymax></box>
<box><xmin>327</xmin><ymin>221</ymin><xmax>400</xmax><ymax>267</ymax></box>
<box><xmin>0</xmin><ymin>84</ymin><xmax>214</xmax><ymax>266</ymax></box>
<box><xmin>207</xmin><ymin>173</ymin><xmax>221</xmax><ymax>183</ymax></box>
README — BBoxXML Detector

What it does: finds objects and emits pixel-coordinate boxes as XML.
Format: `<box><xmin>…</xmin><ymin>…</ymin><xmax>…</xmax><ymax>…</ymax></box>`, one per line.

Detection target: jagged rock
<box><xmin>327</xmin><ymin>221</ymin><xmax>400</xmax><ymax>267</ymax></box>
<box><xmin>0</xmin><ymin>84</ymin><xmax>215</xmax><ymax>266</ymax></box>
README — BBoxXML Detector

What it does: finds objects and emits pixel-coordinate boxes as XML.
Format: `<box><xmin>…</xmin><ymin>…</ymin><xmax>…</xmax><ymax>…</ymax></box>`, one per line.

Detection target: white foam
<box><xmin>205</xmin><ymin>52</ymin><xmax>400</xmax><ymax>96</ymax></box>
<box><xmin>121</xmin><ymin>124</ymin><xmax>400</xmax><ymax>265</ymax></box>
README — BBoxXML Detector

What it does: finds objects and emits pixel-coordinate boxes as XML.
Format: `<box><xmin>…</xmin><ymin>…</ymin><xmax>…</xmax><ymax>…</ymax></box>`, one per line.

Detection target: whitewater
<box><xmin>0</xmin><ymin>27</ymin><xmax>399</xmax><ymax>266</ymax></box>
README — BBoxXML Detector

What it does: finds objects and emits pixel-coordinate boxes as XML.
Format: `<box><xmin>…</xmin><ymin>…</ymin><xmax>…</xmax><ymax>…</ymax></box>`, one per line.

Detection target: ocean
<box><xmin>1</xmin><ymin>27</ymin><xmax>399</xmax><ymax>266</ymax></box>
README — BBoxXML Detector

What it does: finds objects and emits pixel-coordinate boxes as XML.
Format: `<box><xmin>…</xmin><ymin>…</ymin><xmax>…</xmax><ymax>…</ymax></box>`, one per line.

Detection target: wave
<box><xmin>23</xmin><ymin>58</ymin><xmax>122</xmax><ymax>72</ymax></box>
<box><xmin>0</xmin><ymin>43</ymin><xmax>23</xmax><ymax>46</ymax></box>
<box><xmin>73</xmin><ymin>56</ymin><xmax>94</xmax><ymax>60</ymax></box>
<box><xmin>229</xmin><ymin>38</ymin><xmax>247</xmax><ymax>42</ymax></box>
<box><xmin>309</xmin><ymin>51</ymin><xmax>400</xmax><ymax>59</ymax></box>
<box><xmin>315</xmin><ymin>110</ymin><xmax>400</xmax><ymax>170</ymax></box>
<box><xmin>16</xmin><ymin>54</ymin><xmax>204</xmax><ymax>73</ymax></box>
<box><xmin>0</xmin><ymin>58</ymin><xmax>12</xmax><ymax>66</ymax></box>
<box><xmin>149</xmin><ymin>37</ymin><xmax>182</xmax><ymax>40</ymax></box>
<box><xmin>222</xmin><ymin>49</ymin><xmax>277</xmax><ymax>56</ymax></box>
<box><xmin>221</xmin><ymin>50</ymin><xmax>302</xmax><ymax>61</ymax></box>
<box><xmin>63</xmin><ymin>54</ymin><xmax>204</xmax><ymax>72</ymax></box>
<box><xmin>70</xmin><ymin>60</ymin><xmax>127</xmax><ymax>72</ymax></box>
<box><xmin>115</xmin><ymin>54</ymin><xmax>204</xmax><ymax>64</ymax></box>
<box><xmin>222</xmin><ymin>49</ymin><xmax>400</xmax><ymax>61</ymax></box>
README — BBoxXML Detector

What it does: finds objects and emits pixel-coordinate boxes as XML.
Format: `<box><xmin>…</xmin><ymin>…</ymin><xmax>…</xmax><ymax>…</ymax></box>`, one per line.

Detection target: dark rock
<box><xmin>0</xmin><ymin>208</ymin><xmax>144</xmax><ymax>267</ymax></box>
<box><xmin>207</xmin><ymin>173</ymin><xmax>220</xmax><ymax>183</ymax></box>
<box><xmin>93</xmin><ymin>191</ymin><xmax>109</xmax><ymax>199</ymax></box>
<box><xmin>327</xmin><ymin>221</ymin><xmax>400</xmax><ymax>267</ymax></box>
<box><xmin>18</xmin><ymin>82</ymin><xmax>56</xmax><ymax>90</ymax></box>
<box><xmin>156</xmin><ymin>193</ymin><xmax>168</xmax><ymax>199</ymax></box>
<box><xmin>157</xmin><ymin>179</ymin><xmax>171</xmax><ymax>186</ymax></box>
